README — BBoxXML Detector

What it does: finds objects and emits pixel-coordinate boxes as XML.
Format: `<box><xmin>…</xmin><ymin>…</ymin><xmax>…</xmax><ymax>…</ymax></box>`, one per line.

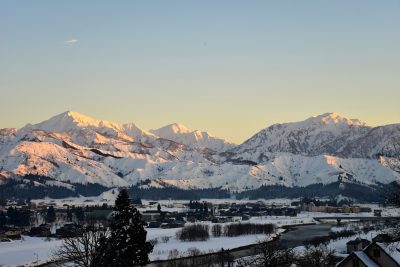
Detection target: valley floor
<box><xmin>1</xmin><ymin>197</ymin><xmax>399</xmax><ymax>267</ymax></box>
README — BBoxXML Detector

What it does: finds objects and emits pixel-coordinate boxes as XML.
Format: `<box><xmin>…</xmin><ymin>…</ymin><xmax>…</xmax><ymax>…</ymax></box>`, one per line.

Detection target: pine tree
<box><xmin>67</xmin><ymin>206</ymin><xmax>73</xmax><ymax>221</ymax></box>
<box><xmin>94</xmin><ymin>189</ymin><xmax>153</xmax><ymax>266</ymax></box>
<box><xmin>0</xmin><ymin>211</ymin><xmax>6</xmax><ymax>226</ymax></box>
<box><xmin>46</xmin><ymin>206</ymin><xmax>56</xmax><ymax>223</ymax></box>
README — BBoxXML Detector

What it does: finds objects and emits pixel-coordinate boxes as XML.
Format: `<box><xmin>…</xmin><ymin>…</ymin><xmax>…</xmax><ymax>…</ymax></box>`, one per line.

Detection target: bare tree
<box><xmin>295</xmin><ymin>244</ymin><xmax>334</xmax><ymax>267</ymax></box>
<box><xmin>211</xmin><ymin>224</ymin><xmax>222</xmax><ymax>237</ymax></box>
<box><xmin>237</xmin><ymin>240</ymin><xmax>293</xmax><ymax>267</ymax></box>
<box><xmin>52</xmin><ymin>226</ymin><xmax>107</xmax><ymax>267</ymax></box>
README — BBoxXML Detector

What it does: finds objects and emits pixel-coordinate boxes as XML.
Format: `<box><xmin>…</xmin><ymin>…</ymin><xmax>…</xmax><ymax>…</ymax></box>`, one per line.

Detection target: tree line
<box><xmin>176</xmin><ymin>223</ymin><xmax>275</xmax><ymax>241</ymax></box>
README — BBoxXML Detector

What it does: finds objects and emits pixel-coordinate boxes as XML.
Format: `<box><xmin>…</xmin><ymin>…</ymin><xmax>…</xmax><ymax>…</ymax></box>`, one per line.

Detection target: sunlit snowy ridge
<box><xmin>0</xmin><ymin>111</ymin><xmax>399</xmax><ymax>193</ymax></box>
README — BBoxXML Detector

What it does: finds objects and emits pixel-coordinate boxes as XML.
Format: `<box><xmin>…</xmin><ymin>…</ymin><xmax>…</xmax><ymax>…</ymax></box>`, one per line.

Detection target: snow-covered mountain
<box><xmin>21</xmin><ymin>111</ymin><xmax>157</xmax><ymax>145</ymax></box>
<box><xmin>150</xmin><ymin>123</ymin><xmax>235</xmax><ymax>152</ymax></box>
<box><xmin>0</xmin><ymin>111</ymin><xmax>399</xmax><ymax>197</ymax></box>
<box><xmin>232</xmin><ymin>112</ymin><xmax>400</xmax><ymax>162</ymax></box>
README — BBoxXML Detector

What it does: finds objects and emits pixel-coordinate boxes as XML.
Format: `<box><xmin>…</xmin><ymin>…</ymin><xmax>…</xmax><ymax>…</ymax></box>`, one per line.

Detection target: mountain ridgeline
<box><xmin>0</xmin><ymin>111</ymin><xmax>399</xmax><ymax>201</ymax></box>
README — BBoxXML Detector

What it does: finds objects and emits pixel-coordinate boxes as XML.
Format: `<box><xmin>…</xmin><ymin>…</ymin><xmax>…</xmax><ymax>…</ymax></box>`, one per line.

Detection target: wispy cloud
<box><xmin>64</xmin><ymin>39</ymin><xmax>78</xmax><ymax>44</ymax></box>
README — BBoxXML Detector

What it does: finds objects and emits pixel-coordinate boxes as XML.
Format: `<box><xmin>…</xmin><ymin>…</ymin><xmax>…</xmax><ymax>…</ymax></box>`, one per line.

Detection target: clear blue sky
<box><xmin>1</xmin><ymin>1</ymin><xmax>399</xmax><ymax>143</ymax></box>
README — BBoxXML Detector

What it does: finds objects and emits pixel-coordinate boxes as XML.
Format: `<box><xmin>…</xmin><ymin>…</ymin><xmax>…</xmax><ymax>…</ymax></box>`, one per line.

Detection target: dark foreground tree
<box><xmin>386</xmin><ymin>181</ymin><xmax>400</xmax><ymax>240</ymax></box>
<box><xmin>93</xmin><ymin>189</ymin><xmax>153</xmax><ymax>266</ymax></box>
<box><xmin>52</xmin><ymin>226</ymin><xmax>107</xmax><ymax>267</ymax></box>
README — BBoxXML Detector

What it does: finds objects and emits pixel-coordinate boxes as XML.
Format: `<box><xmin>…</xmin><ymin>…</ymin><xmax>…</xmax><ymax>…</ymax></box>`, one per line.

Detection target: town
<box><xmin>1</xmin><ymin>192</ymin><xmax>399</xmax><ymax>266</ymax></box>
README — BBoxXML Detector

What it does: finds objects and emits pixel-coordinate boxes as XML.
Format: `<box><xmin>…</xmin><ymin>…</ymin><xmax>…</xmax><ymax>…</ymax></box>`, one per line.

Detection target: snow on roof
<box><xmin>353</xmin><ymin>251</ymin><xmax>380</xmax><ymax>267</ymax></box>
<box><xmin>377</xmin><ymin>242</ymin><xmax>400</xmax><ymax>263</ymax></box>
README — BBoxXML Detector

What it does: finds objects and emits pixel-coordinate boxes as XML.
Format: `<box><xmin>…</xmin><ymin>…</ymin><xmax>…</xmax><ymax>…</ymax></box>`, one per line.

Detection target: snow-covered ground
<box><xmin>149</xmin><ymin>230</ymin><xmax>277</xmax><ymax>261</ymax></box>
<box><xmin>0</xmin><ymin>236</ymin><xmax>62</xmax><ymax>266</ymax></box>
<box><xmin>2</xmin><ymin>197</ymin><xmax>400</xmax><ymax>267</ymax></box>
<box><xmin>146</xmin><ymin>219</ymin><xmax>306</xmax><ymax>260</ymax></box>
<box><xmin>0</xmin><ymin>216</ymin><xmax>312</xmax><ymax>266</ymax></box>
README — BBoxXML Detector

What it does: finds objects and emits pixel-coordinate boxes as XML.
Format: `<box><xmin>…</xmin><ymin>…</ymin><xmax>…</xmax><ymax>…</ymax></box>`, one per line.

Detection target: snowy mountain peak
<box><xmin>22</xmin><ymin>111</ymin><xmax>120</xmax><ymax>133</ymax></box>
<box><xmin>151</xmin><ymin>124</ymin><xmax>235</xmax><ymax>151</ymax></box>
<box><xmin>306</xmin><ymin>112</ymin><xmax>366</xmax><ymax>127</ymax></box>
<box><xmin>155</xmin><ymin>123</ymin><xmax>192</xmax><ymax>135</ymax></box>
<box><xmin>0</xmin><ymin>111</ymin><xmax>399</xmax><ymax>196</ymax></box>
<box><xmin>20</xmin><ymin>111</ymin><xmax>156</xmax><ymax>144</ymax></box>
<box><xmin>234</xmin><ymin>112</ymin><xmax>372</xmax><ymax>159</ymax></box>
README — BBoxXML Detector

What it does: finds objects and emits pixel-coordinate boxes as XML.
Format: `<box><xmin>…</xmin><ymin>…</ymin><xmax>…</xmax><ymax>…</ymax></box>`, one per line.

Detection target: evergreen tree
<box><xmin>389</xmin><ymin>182</ymin><xmax>400</xmax><ymax>207</ymax></box>
<box><xmin>203</xmin><ymin>202</ymin><xmax>208</xmax><ymax>214</ymax></box>
<box><xmin>74</xmin><ymin>207</ymin><xmax>85</xmax><ymax>222</ymax></box>
<box><xmin>0</xmin><ymin>197</ymin><xmax>7</xmax><ymax>207</ymax></box>
<box><xmin>157</xmin><ymin>203</ymin><xmax>161</xmax><ymax>212</ymax></box>
<box><xmin>93</xmin><ymin>189</ymin><xmax>153</xmax><ymax>266</ymax></box>
<box><xmin>46</xmin><ymin>206</ymin><xmax>56</xmax><ymax>223</ymax></box>
<box><xmin>67</xmin><ymin>206</ymin><xmax>73</xmax><ymax>221</ymax></box>
<box><xmin>0</xmin><ymin>211</ymin><xmax>6</xmax><ymax>226</ymax></box>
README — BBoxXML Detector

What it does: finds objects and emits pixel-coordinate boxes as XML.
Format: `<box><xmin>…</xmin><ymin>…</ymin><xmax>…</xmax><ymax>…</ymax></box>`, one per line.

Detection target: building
<box><xmin>346</xmin><ymin>238</ymin><xmax>371</xmax><ymax>253</ymax></box>
<box><xmin>4</xmin><ymin>230</ymin><xmax>21</xmax><ymax>240</ymax></box>
<box><xmin>141</xmin><ymin>210</ymin><xmax>161</xmax><ymax>222</ymax></box>
<box><xmin>374</xmin><ymin>210</ymin><xmax>382</xmax><ymax>217</ymax></box>
<box><xmin>29</xmin><ymin>224</ymin><xmax>51</xmax><ymax>237</ymax></box>
<box><xmin>337</xmin><ymin>242</ymin><xmax>400</xmax><ymax>267</ymax></box>
<box><xmin>372</xmin><ymin>234</ymin><xmax>392</xmax><ymax>243</ymax></box>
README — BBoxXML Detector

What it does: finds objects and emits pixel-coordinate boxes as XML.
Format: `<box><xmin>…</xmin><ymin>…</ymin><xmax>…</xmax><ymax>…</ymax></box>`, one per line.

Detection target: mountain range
<box><xmin>0</xmin><ymin>111</ymin><xmax>399</xmax><ymax>200</ymax></box>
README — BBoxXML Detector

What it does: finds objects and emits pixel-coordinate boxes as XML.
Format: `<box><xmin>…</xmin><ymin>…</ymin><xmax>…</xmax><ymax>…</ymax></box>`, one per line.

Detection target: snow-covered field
<box><xmin>0</xmin><ymin>236</ymin><xmax>62</xmax><ymax>266</ymax></box>
<box><xmin>146</xmin><ymin>218</ymin><xmax>310</xmax><ymax>261</ymax></box>
<box><xmin>0</xmin><ymin>216</ymin><xmax>313</xmax><ymax>266</ymax></box>
<box><xmin>148</xmin><ymin>229</ymin><xmax>277</xmax><ymax>261</ymax></box>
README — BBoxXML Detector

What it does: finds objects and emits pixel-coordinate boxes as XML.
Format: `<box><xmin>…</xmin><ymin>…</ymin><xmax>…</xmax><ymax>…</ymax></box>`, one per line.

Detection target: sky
<box><xmin>1</xmin><ymin>1</ymin><xmax>399</xmax><ymax>143</ymax></box>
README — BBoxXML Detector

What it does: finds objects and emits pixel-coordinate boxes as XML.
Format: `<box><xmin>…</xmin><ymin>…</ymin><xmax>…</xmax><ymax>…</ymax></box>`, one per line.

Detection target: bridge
<box><xmin>313</xmin><ymin>216</ymin><xmax>400</xmax><ymax>225</ymax></box>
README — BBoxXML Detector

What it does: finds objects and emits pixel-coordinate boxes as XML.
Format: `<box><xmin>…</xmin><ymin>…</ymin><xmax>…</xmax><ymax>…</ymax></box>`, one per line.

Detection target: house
<box><xmin>346</xmin><ymin>238</ymin><xmax>371</xmax><ymax>253</ymax></box>
<box><xmin>56</xmin><ymin>224</ymin><xmax>82</xmax><ymax>238</ymax></box>
<box><xmin>4</xmin><ymin>230</ymin><xmax>21</xmax><ymax>240</ymax></box>
<box><xmin>147</xmin><ymin>221</ymin><xmax>161</xmax><ymax>228</ymax></box>
<box><xmin>337</xmin><ymin>242</ymin><xmax>400</xmax><ymax>267</ymax></box>
<box><xmin>160</xmin><ymin>220</ymin><xmax>185</xmax><ymax>229</ymax></box>
<box><xmin>29</xmin><ymin>224</ymin><xmax>51</xmax><ymax>237</ymax></box>
<box><xmin>374</xmin><ymin>210</ymin><xmax>382</xmax><ymax>217</ymax></box>
<box><xmin>372</xmin><ymin>234</ymin><xmax>392</xmax><ymax>243</ymax></box>
<box><xmin>141</xmin><ymin>210</ymin><xmax>161</xmax><ymax>222</ymax></box>
<box><xmin>242</xmin><ymin>214</ymin><xmax>251</xmax><ymax>221</ymax></box>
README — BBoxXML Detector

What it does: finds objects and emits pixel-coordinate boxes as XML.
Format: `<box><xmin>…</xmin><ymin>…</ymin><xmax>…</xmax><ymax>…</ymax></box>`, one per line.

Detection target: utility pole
<box><xmin>34</xmin><ymin>252</ymin><xmax>38</xmax><ymax>265</ymax></box>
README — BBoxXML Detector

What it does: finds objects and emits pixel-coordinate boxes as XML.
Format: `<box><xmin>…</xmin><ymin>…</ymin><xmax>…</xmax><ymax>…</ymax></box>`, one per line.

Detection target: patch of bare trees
<box><xmin>211</xmin><ymin>224</ymin><xmax>222</xmax><ymax>237</ymax></box>
<box><xmin>177</xmin><ymin>223</ymin><xmax>275</xmax><ymax>242</ymax></box>
<box><xmin>52</xmin><ymin>226</ymin><xmax>107</xmax><ymax>267</ymax></box>
<box><xmin>237</xmin><ymin>240</ymin><xmax>334</xmax><ymax>267</ymax></box>
<box><xmin>176</xmin><ymin>224</ymin><xmax>210</xmax><ymax>241</ymax></box>
<box><xmin>236</xmin><ymin>241</ymin><xmax>293</xmax><ymax>267</ymax></box>
<box><xmin>224</xmin><ymin>223</ymin><xmax>274</xmax><ymax>237</ymax></box>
